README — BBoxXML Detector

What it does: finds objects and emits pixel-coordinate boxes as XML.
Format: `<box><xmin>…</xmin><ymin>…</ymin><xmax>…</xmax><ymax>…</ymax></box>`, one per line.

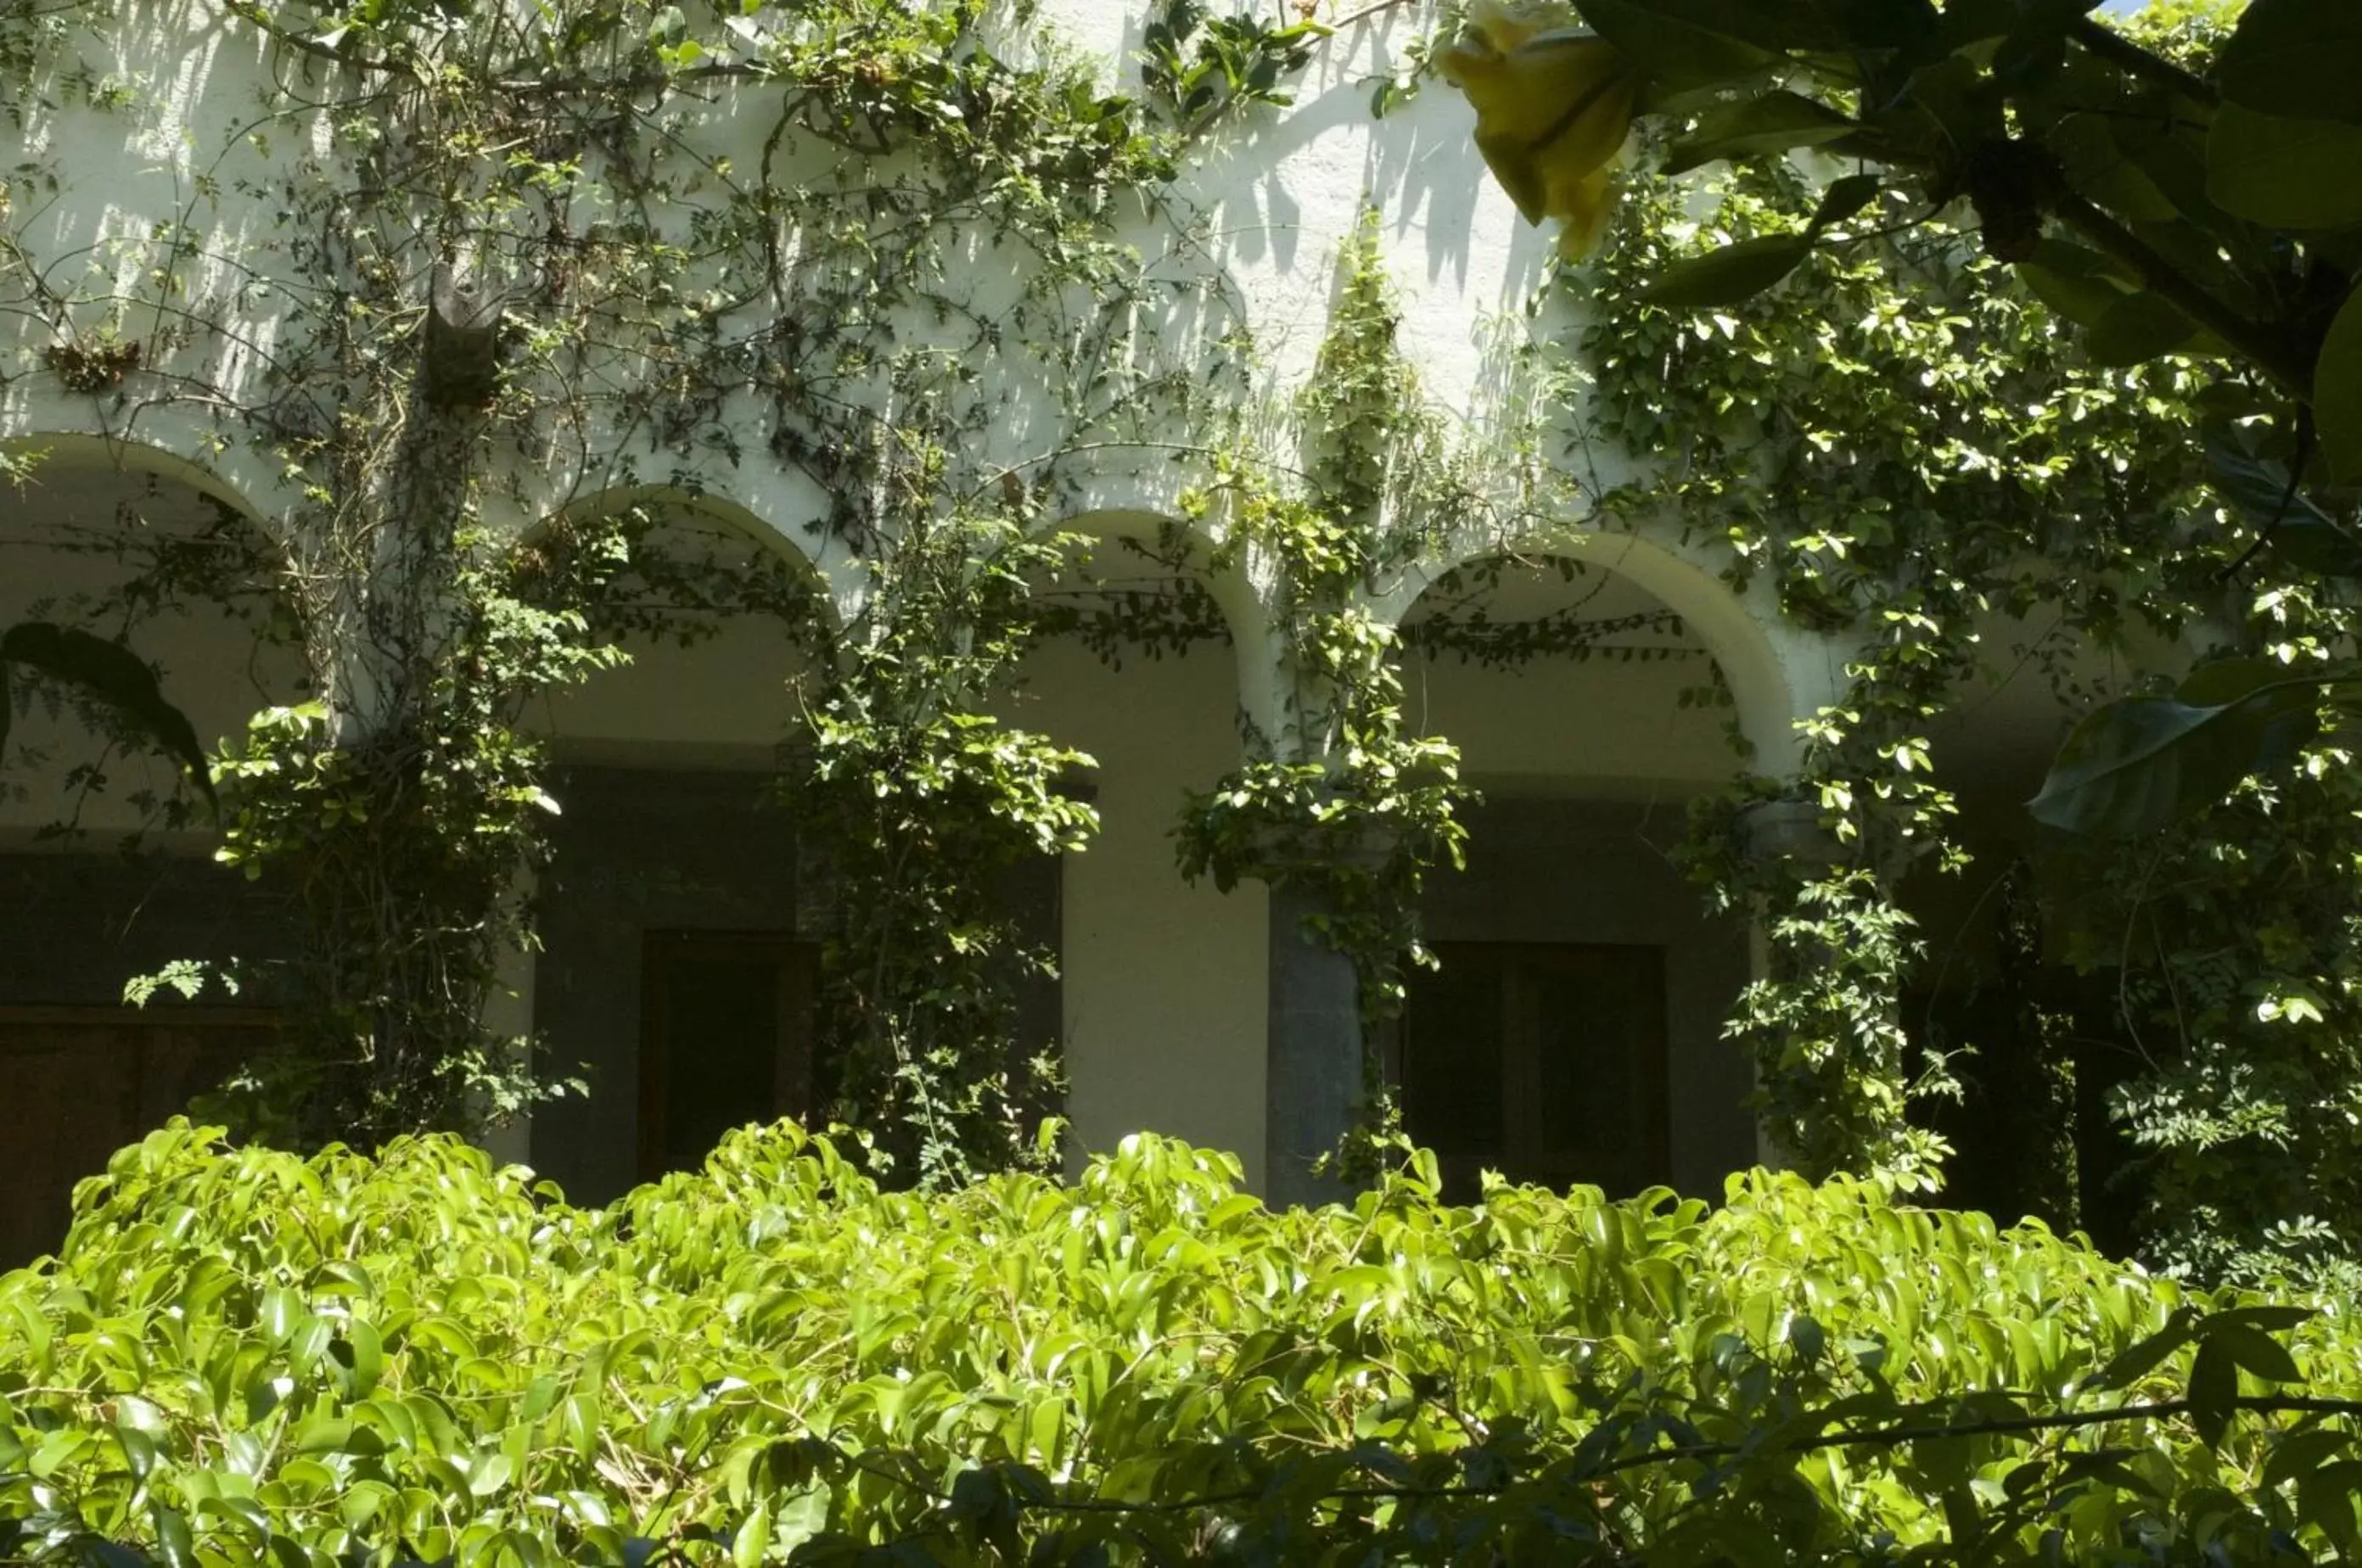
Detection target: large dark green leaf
<box><xmin>1574</xmin><ymin>0</ymin><xmax>1780</xmax><ymax>98</ymax></box>
<box><xmin>2083</xmin><ymin>291</ymin><xmax>2197</xmax><ymax>367</ymax></box>
<box><xmin>2084</xmin><ymin>1308</ymin><xmax>2196</xmax><ymax>1392</ymax></box>
<box><xmin>2014</xmin><ymin>239</ymin><xmax>2131</xmax><ymax>330</ymax></box>
<box><xmin>1989</xmin><ymin>0</ymin><xmax>2104</xmax><ymax>92</ymax></box>
<box><xmin>2206</xmin><ymin>104</ymin><xmax>2362</xmax><ymax>231</ymax></box>
<box><xmin>2201</xmin><ymin>424</ymin><xmax>2362</xmax><ymax>576</ymax></box>
<box><xmin>2218</xmin><ymin>0</ymin><xmax>2362</xmax><ymax>123</ymax></box>
<box><xmin>1642</xmin><ymin>234</ymin><xmax>1812</xmax><ymax>307</ymax></box>
<box><xmin>2187</xmin><ymin>1337</ymin><xmax>2239</xmax><ymax>1450</ymax></box>
<box><xmin>1663</xmin><ymin>92</ymin><xmax>1856</xmax><ymax>174</ymax></box>
<box><xmin>2104</xmin><ymin>94</ymin><xmax>2241</xmax><ymax>242</ymax></box>
<box><xmin>1809</xmin><ymin>172</ymin><xmax>1882</xmax><ymax>232</ymax></box>
<box><xmin>0</xmin><ymin>622</ymin><xmax>216</xmax><ymax>807</ymax></box>
<box><xmin>2211</xmin><ymin>1323</ymin><xmax>2303</xmax><ymax>1386</ymax></box>
<box><xmin>2027</xmin><ymin>659</ymin><xmax>2330</xmax><ymax>838</ymax></box>
<box><xmin>2315</xmin><ymin>283</ymin><xmax>2362</xmax><ymax>484</ymax></box>
<box><xmin>2051</xmin><ymin>115</ymin><xmax>2181</xmax><ymax>224</ymax></box>
<box><xmin>1885</xmin><ymin>53</ymin><xmax>2006</xmax><ymax>154</ymax></box>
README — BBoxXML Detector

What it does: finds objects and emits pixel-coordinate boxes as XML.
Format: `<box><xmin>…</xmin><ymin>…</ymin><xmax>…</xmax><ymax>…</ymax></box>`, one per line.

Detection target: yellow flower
<box><xmin>1439</xmin><ymin>1</ymin><xmax>1638</xmax><ymax>258</ymax></box>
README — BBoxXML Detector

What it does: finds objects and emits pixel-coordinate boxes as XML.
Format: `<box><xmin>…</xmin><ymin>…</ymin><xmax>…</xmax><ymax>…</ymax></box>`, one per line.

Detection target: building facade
<box><xmin>2</xmin><ymin>0</ymin><xmax>2042</xmax><ymax>1255</ymax></box>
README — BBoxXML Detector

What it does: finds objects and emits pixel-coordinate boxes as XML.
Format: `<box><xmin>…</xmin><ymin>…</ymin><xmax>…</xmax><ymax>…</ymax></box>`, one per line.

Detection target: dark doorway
<box><xmin>1400</xmin><ymin>943</ymin><xmax>1670</xmax><ymax>1201</ymax></box>
<box><xmin>0</xmin><ymin>1006</ymin><xmax>269</xmax><ymax>1269</ymax></box>
<box><xmin>636</xmin><ymin>930</ymin><xmax>820</xmax><ymax>1181</ymax></box>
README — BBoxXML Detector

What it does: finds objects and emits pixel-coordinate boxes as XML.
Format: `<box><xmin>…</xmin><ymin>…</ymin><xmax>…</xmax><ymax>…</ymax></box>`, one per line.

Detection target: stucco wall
<box><xmin>1003</xmin><ymin>625</ymin><xmax>1271</xmax><ymax>1184</ymax></box>
<box><xmin>0</xmin><ymin>458</ymin><xmax>305</xmax><ymax>841</ymax></box>
<box><xmin>0</xmin><ymin>0</ymin><xmax>1922</xmax><ymax>1196</ymax></box>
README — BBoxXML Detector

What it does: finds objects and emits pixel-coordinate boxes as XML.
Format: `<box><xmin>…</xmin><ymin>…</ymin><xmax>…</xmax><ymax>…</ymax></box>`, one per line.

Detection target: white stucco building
<box><xmin>3</xmin><ymin>0</ymin><xmax>2064</xmax><ymax>1257</ymax></box>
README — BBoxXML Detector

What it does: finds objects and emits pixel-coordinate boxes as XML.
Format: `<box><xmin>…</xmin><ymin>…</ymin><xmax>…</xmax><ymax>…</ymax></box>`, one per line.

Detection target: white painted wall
<box><xmin>0</xmin><ymin>1</ymin><xmax>1903</xmax><ymax>1189</ymax></box>
<box><xmin>0</xmin><ymin>458</ymin><xmax>303</xmax><ymax>843</ymax></box>
<box><xmin>1003</xmin><ymin>628</ymin><xmax>1270</xmax><ymax>1186</ymax></box>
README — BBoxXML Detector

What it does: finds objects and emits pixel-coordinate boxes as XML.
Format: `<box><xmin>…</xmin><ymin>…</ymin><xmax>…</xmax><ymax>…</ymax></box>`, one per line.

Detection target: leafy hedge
<box><xmin>3</xmin><ymin>1123</ymin><xmax>2360</xmax><ymax>1565</ymax></box>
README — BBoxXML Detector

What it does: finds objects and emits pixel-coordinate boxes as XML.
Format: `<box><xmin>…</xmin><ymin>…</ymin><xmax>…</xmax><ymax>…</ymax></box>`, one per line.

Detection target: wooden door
<box><xmin>0</xmin><ymin>1006</ymin><xmax>271</xmax><ymax>1269</ymax></box>
<box><xmin>637</xmin><ymin>931</ymin><xmax>821</xmax><ymax>1181</ymax></box>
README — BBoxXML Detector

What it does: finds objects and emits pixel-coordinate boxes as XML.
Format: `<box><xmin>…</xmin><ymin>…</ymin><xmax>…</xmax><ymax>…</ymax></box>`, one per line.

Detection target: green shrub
<box><xmin>3</xmin><ymin>1122</ymin><xmax>2359</xmax><ymax>1565</ymax></box>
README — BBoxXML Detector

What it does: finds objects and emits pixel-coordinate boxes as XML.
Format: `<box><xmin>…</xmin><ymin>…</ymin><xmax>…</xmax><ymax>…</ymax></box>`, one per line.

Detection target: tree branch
<box><xmin>2045</xmin><ymin>188</ymin><xmax>2315</xmax><ymax>396</ymax></box>
<box><xmin>2068</xmin><ymin>17</ymin><xmax>2217</xmax><ymax>107</ymax></box>
<box><xmin>828</xmin><ymin>1392</ymin><xmax>2362</xmax><ymax>1521</ymax></box>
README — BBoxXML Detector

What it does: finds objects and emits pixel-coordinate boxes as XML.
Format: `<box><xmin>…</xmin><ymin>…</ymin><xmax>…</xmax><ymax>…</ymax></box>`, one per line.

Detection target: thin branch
<box><xmin>2045</xmin><ymin>188</ymin><xmax>2315</xmax><ymax>396</ymax></box>
<box><xmin>823</xmin><ymin>1392</ymin><xmax>2362</xmax><ymax>1520</ymax></box>
<box><xmin>2068</xmin><ymin>17</ymin><xmax>2218</xmax><ymax>107</ymax></box>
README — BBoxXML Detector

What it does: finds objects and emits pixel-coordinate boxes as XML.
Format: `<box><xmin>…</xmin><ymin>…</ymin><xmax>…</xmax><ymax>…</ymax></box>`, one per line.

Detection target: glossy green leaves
<box><xmin>2318</xmin><ymin>286</ymin><xmax>2362</xmax><ymax>484</ymax></box>
<box><xmin>2029</xmin><ymin>659</ymin><xmax>2332</xmax><ymax>838</ymax></box>
<box><xmin>2205</xmin><ymin>104</ymin><xmax>2362</xmax><ymax>231</ymax></box>
<box><xmin>2217</xmin><ymin>0</ymin><xmax>2362</xmax><ymax>123</ymax></box>
<box><xmin>2</xmin><ymin>1123</ymin><xmax>2352</xmax><ymax>1565</ymax></box>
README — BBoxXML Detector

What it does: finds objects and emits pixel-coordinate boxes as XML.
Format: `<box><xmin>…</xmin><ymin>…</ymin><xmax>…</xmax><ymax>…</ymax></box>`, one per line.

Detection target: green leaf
<box><xmin>2051</xmin><ymin>115</ymin><xmax>2181</xmax><ymax>224</ymax></box>
<box><xmin>2302</xmin><ymin>1460</ymin><xmax>2362</xmax><ymax>1548</ymax></box>
<box><xmin>345</xmin><ymin>1319</ymin><xmax>384</xmax><ymax>1399</ymax></box>
<box><xmin>2207</xmin><ymin>1322</ymin><xmax>2303</xmax><ymax>1385</ymax></box>
<box><xmin>2083</xmin><ymin>291</ymin><xmax>2197</xmax><ymax>367</ymax></box>
<box><xmin>1663</xmin><ymin>91</ymin><xmax>1856</xmax><ymax>174</ymax></box>
<box><xmin>2208</xmin><ymin>1305</ymin><xmax>2316</xmax><ymax>1334</ymax></box>
<box><xmin>2206</xmin><ymin>104</ymin><xmax>2362</xmax><ymax>230</ymax></box>
<box><xmin>295</xmin><ymin>1415</ymin><xmax>354</xmax><ymax>1455</ymax></box>
<box><xmin>0</xmin><ymin>622</ymin><xmax>216</xmax><ymax>806</ymax></box>
<box><xmin>2263</xmin><ymin>1429</ymin><xmax>2354</xmax><ymax>1491</ymax></box>
<box><xmin>2028</xmin><ymin>661</ymin><xmax>2328</xmax><ymax>837</ymax></box>
<box><xmin>733</xmin><ymin>1500</ymin><xmax>770</xmax><ymax>1568</ymax></box>
<box><xmin>1642</xmin><ymin>234</ymin><xmax>1812</xmax><ymax>307</ymax></box>
<box><xmin>2084</xmin><ymin>1309</ymin><xmax>2196</xmax><ymax>1393</ymax></box>
<box><xmin>1809</xmin><ymin>173</ymin><xmax>1882</xmax><ymax>232</ymax></box>
<box><xmin>2187</xmin><ymin>1336</ymin><xmax>2238</xmax><ymax>1449</ymax></box>
<box><xmin>1574</xmin><ymin>0</ymin><xmax>1781</xmax><ymax>98</ymax></box>
<box><xmin>2200</xmin><ymin>423</ymin><xmax>2362</xmax><ymax>574</ymax></box>
<box><xmin>2218</xmin><ymin>0</ymin><xmax>2362</xmax><ymax>122</ymax></box>
<box><xmin>2315</xmin><ymin>283</ymin><xmax>2362</xmax><ymax>484</ymax></box>
<box><xmin>151</xmin><ymin>1504</ymin><xmax>195</xmax><ymax>1568</ymax></box>
<box><xmin>2015</xmin><ymin>239</ymin><xmax>2131</xmax><ymax>329</ymax></box>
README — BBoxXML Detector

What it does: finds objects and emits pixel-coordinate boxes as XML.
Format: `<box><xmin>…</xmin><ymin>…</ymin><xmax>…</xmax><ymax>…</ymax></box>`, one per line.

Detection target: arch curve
<box><xmin>536</xmin><ymin>483</ymin><xmax>858</xmax><ymax>637</ymax></box>
<box><xmin>1372</xmin><ymin>524</ymin><xmax>1851</xmax><ymax>772</ymax></box>
<box><xmin>1045</xmin><ymin>505</ymin><xmax>1283</xmax><ymax>743</ymax></box>
<box><xmin>0</xmin><ymin>416</ymin><xmax>297</xmax><ymax>551</ymax></box>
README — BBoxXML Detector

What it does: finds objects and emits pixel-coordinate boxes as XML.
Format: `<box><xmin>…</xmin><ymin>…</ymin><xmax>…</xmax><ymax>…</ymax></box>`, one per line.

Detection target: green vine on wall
<box><xmin>3</xmin><ymin>0</ymin><xmax>1258</xmax><ymax>1159</ymax></box>
<box><xmin>1529</xmin><ymin>13</ymin><xmax>2362</xmax><ymax>1277</ymax></box>
<box><xmin>1175</xmin><ymin>212</ymin><xmax>1496</xmax><ymax>1168</ymax></box>
<box><xmin>784</xmin><ymin>501</ymin><xmax>1098</xmax><ymax>1190</ymax></box>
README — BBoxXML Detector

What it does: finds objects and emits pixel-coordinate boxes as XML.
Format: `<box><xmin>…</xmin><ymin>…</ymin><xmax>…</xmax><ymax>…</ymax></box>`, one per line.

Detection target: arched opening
<box><xmin>1389</xmin><ymin>551</ymin><xmax>1759</xmax><ymax>1201</ymax></box>
<box><xmin>1897</xmin><ymin>603</ymin><xmax>2168</xmax><ymax>1250</ymax></box>
<box><xmin>998</xmin><ymin>515</ymin><xmax>1271</xmax><ymax>1184</ymax></box>
<box><xmin>0</xmin><ymin>445</ymin><xmax>304</xmax><ymax>1264</ymax></box>
<box><xmin>511</xmin><ymin>494</ymin><xmax>837</xmax><ymax>1203</ymax></box>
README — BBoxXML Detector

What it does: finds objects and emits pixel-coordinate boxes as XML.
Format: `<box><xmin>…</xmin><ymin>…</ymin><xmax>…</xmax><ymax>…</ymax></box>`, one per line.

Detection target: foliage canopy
<box><xmin>4</xmin><ymin>1123</ymin><xmax>2362</xmax><ymax>1565</ymax></box>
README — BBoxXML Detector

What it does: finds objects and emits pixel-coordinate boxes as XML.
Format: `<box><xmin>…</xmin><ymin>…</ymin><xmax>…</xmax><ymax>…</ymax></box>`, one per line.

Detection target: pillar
<box><xmin>1264</xmin><ymin>879</ymin><xmax>1362</xmax><ymax>1208</ymax></box>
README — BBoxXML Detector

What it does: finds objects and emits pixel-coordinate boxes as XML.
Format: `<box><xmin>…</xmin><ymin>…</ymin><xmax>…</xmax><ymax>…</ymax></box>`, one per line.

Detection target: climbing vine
<box><xmin>783</xmin><ymin>501</ymin><xmax>1098</xmax><ymax>1190</ymax></box>
<box><xmin>1568</xmin><ymin>151</ymin><xmax>2219</xmax><ymax>1196</ymax></box>
<box><xmin>1175</xmin><ymin>213</ymin><xmax>1513</xmax><ymax>1168</ymax></box>
<box><xmin>0</xmin><ymin>0</ymin><xmax>1241</xmax><ymax>1158</ymax></box>
<box><xmin>1512</xmin><ymin>3</ymin><xmax>2362</xmax><ymax>1279</ymax></box>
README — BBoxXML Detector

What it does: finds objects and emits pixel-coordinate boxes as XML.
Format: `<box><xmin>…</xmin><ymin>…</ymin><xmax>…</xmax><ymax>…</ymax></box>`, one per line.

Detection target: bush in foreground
<box><xmin>3</xmin><ymin>1121</ymin><xmax>2359</xmax><ymax>1565</ymax></box>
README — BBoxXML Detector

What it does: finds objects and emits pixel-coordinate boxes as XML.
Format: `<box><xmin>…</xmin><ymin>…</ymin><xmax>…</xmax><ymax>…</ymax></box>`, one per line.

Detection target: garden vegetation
<box><xmin>5</xmin><ymin>1122</ymin><xmax>2362</xmax><ymax>1564</ymax></box>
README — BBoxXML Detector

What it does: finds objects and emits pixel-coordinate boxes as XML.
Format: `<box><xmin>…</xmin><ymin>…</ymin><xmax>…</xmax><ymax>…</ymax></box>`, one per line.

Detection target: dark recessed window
<box><xmin>637</xmin><ymin>931</ymin><xmax>821</xmax><ymax>1181</ymax></box>
<box><xmin>1400</xmin><ymin>942</ymin><xmax>1670</xmax><ymax>1201</ymax></box>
